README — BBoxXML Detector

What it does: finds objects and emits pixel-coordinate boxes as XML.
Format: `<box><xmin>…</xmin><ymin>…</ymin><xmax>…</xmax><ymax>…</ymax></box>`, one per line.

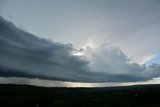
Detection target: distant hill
<box><xmin>0</xmin><ymin>84</ymin><xmax>160</xmax><ymax>107</ymax></box>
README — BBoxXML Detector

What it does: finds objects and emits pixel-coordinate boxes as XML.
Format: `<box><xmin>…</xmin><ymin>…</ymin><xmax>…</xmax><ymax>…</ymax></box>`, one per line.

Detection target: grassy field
<box><xmin>0</xmin><ymin>84</ymin><xmax>160</xmax><ymax>107</ymax></box>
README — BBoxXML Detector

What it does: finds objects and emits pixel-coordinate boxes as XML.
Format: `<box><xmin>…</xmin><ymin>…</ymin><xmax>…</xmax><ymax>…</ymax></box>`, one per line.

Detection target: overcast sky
<box><xmin>0</xmin><ymin>0</ymin><xmax>160</xmax><ymax>86</ymax></box>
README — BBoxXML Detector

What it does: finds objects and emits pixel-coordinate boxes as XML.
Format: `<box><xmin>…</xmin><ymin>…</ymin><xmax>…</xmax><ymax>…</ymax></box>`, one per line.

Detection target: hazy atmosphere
<box><xmin>0</xmin><ymin>0</ymin><xmax>160</xmax><ymax>87</ymax></box>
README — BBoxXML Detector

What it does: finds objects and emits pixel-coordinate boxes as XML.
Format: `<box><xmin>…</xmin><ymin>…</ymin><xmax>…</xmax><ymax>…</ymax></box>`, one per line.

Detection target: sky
<box><xmin>0</xmin><ymin>0</ymin><xmax>160</xmax><ymax>87</ymax></box>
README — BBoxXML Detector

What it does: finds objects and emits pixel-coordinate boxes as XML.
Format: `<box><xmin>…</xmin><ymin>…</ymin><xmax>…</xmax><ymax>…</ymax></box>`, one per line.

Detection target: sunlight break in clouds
<box><xmin>1</xmin><ymin>77</ymin><xmax>160</xmax><ymax>88</ymax></box>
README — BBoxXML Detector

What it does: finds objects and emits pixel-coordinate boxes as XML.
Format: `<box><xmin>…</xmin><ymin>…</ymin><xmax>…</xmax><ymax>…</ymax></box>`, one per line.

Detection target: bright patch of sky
<box><xmin>145</xmin><ymin>55</ymin><xmax>160</xmax><ymax>66</ymax></box>
<box><xmin>1</xmin><ymin>77</ymin><xmax>160</xmax><ymax>87</ymax></box>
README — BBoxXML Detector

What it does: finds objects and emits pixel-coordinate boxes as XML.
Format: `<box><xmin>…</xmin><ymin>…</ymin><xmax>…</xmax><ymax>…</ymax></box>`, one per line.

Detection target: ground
<box><xmin>0</xmin><ymin>84</ymin><xmax>160</xmax><ymax>107</ymax></box>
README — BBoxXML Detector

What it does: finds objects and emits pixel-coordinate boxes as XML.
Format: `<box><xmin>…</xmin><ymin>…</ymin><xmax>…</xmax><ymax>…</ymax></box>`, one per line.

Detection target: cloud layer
<box><xmin>0</xmin><ymin>16</ymin><xmax>160</xmax><ymax>82</ymax></box>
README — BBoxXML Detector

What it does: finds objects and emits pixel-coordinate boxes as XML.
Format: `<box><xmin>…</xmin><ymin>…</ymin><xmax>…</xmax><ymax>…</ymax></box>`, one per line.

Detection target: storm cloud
<box><xmin>0</xmin><ymin>16</ymin><xmax>160</xmax><ymax>82</ymax></box>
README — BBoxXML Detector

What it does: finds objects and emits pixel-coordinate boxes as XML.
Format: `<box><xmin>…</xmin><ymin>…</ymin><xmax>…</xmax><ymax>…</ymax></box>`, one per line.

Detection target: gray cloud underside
<box><xmin>0</xmin><ymin>16</ymin><xmax>160</xmax><ymax>82</ymax></box>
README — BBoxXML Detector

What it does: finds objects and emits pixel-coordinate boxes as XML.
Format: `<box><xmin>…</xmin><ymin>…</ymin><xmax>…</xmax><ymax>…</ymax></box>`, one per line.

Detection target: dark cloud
<box><xmin>0</xmin><ymin>16</ymin><xmax>91</xmax><ymax>82</ymax></box>
<box><xmin>0</xmin><ymin>16</ymin><xmax>160</xmax><ymax>82</ymax></box>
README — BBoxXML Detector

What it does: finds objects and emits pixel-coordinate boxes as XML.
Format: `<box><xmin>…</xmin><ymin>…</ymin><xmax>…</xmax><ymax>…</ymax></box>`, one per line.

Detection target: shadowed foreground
<box><xmin>0</xmin><ymin>84</ymin><xmax>160</xmax><ymax>107</ymax></box>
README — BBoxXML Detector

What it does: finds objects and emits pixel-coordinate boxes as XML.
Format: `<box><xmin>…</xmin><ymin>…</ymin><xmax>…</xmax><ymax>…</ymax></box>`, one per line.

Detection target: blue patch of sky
<box><xmin>145</xmin><ymin>55</ymin><xmax>160</xmax><ymax>66</ymax></box>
